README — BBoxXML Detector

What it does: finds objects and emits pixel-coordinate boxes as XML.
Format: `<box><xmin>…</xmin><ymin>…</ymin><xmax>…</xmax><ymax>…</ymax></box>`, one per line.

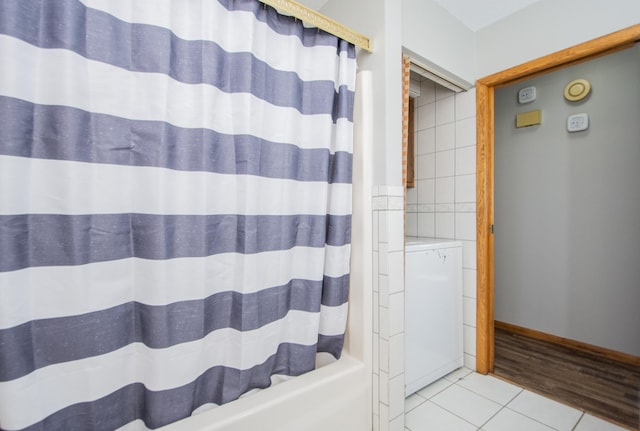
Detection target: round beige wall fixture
<box><xmin>564</xmin><ymin>79</ymin><xmax>591</xmax><ymax>102</ymax></box>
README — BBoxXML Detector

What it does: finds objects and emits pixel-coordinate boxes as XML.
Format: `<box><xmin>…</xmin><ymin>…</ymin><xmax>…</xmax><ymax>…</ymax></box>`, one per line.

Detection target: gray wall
<box><xmin>494</xmin><ymin>44</ymin><xmax>640</xmax><ymax>356</ymax></box>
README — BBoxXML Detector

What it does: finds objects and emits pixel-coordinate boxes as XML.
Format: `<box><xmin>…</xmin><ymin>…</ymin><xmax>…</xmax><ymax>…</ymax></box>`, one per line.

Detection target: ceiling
<box><xmin>430</xmin><ymin>0</ymin><xmax>543</xmax><ymax>31</ymax></box>
<box><xmin>296</xmin><ymin>0</ymin><xmax>544</xmax><ymax>32</ymax></box>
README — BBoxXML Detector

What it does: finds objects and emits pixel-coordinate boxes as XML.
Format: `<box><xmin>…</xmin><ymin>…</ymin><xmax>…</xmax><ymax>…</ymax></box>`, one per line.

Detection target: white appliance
<box><xmin>405</xmin><ymin>237</ymin><xmax>463</xmax><ymax>397</ymax></box>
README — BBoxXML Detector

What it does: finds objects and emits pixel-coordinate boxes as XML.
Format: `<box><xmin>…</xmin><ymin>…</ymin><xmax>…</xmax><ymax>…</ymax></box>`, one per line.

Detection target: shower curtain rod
<box><xmin>258</xmin><ymin>0</ymin><xmax>372</xmax><ymax>52</ymax></box>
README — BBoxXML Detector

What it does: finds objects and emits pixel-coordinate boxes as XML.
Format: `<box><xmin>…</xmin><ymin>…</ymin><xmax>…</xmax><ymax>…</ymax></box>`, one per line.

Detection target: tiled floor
<box><xmin>405</xmin><ymin>367</ymin><xmax>631</xmax><ymax>431</ymax></box>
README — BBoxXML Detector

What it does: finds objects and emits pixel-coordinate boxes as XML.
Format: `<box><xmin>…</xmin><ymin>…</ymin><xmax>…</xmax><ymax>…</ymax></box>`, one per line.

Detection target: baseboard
<box><xmin>494</xmin><ymin>320</ymin><xmax>640</xmax><ymax>367</ymax></box>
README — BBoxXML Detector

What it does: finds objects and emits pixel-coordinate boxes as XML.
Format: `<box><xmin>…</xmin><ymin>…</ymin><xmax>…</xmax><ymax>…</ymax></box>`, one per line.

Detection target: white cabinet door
<box><xmin>405</xmin><ymin>245</ymin><xmax>463</xmax><ymax>396</ymax></box>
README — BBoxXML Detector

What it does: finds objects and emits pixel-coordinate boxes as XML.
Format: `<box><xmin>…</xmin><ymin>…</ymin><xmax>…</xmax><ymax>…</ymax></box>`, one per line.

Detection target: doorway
<box><xmin>474</xmin><ymin>23</ymin><xmax>640</xmax><ymax>374</ymax></box>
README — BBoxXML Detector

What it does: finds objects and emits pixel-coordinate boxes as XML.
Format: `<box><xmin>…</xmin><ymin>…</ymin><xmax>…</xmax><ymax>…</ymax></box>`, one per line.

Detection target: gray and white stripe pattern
<box><xmin>0</xmin><ymin>0</ymin><xmax>356</xmax><ymax>429</ymax></box>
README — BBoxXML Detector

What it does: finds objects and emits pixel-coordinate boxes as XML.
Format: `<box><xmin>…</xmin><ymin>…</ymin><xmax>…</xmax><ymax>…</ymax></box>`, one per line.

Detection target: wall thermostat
<box><xmin>518</xmin><ymin>86</ymin><xmax>536</xmax><ymax>104</ymax></box>
<box><xmin>567</xmin><ymin>113</ymin><xmax>589</xmax><ymax>132</ymax></box>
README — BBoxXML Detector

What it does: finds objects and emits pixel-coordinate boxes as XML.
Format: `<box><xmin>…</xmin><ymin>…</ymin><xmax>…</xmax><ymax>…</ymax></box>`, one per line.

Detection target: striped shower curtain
<box><xmin>0</xmin><ymin>0</ymin><xmax>356</xmax><ymax>429</ymax></box>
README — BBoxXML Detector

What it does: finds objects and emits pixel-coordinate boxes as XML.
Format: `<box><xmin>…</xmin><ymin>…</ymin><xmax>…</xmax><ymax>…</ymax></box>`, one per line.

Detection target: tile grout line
<box><xmin>428</xmin><ymin>398</ymin><xmax>481</xmax><ymax>431</ymax></box>
<box><xmin>404</xmin><ymin>393</ymin><xmax>427</xmax><ymax>414</ymax></box>
<box><xmin>477</xmin><ymin>404</ymin><xmax>508</xmax><ymax>431</ymax></box>
<box><xmin>501</xmin><ymin>387</ymin><xmax>577</xmax><ymax>431</ymax></box>
<box><xmin>456</xmin><ymin>376</ymin><xmax>525</xmax><ymax>430</ymax></box>
<box><xmin>570</xmin><ymin>412</ymin><xmax>586</xmax><ymax>431</ymax></box>
<box><xmin>428</xmin><ymin>380</ymin><xmax>499</xmax><ymax>429</ymax></box>
<box><xmin>502</xmin><ymin>405</ymin><xmax>575</xmax><ymax>431</ymax></box>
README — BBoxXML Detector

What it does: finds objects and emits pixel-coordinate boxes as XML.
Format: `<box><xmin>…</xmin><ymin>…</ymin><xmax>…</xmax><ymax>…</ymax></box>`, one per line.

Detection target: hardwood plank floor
<box><xmin>493</xmin><ymin>326</ymin><xmax>640</xmax><ymax>430</ymax></box>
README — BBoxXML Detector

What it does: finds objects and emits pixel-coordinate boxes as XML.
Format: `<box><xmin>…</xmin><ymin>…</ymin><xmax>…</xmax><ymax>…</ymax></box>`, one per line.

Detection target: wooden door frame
<box><xmin>475</xmin><ymin>24</ymin><xmax>640</xmax><ymax>374</ymax></box>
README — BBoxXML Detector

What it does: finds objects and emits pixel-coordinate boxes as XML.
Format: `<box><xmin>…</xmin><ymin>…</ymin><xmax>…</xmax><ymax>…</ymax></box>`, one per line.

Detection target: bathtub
<box><xmin>160</xmin><ymin>71</ymin><xmax>374</xmax><ymax>431</ymax></box>
<box><xmin>163</xmin><ymin>354</ymin><xmax>369</xmax><ymax>431</ymax></box>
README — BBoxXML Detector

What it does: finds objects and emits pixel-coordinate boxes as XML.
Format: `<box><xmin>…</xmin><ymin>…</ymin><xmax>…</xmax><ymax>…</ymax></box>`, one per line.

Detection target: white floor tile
<box><xmin>405</xmin><ymin>372</ymin><xmax>630</xmax><ymax>431</ymax></box>
<box><xmin>482</xmin><ymin>408</ymin><xmax>556</xmax><ymax>431</ymax></box>
<box><xmin>431</xmin><ymin>384</ymin><xmax>502</xmax><ymax>427</ymax></box>
<box><xmin>443</xmin><ymin>367</ymin><xmax>473</xmax><ymax>383</ymax></box>
<box><xmin>573</xmin><ymin>413</ymin><xmax>631</xmax><ymax>431</ymax></box>
<box><xmin>416</xmin><ymin>378</ymin><xmax>453</xmax><ymax>399</ymax></box>
<box><xmin>390</xmin><ymin>414</ymin><xmax>405</xmax><ymax>431</ymax></box>
<box><xmin>457</xmin><ymin>373</ymin><xmax>523</xmax><ymax>405</ymax></box>
<box><xmin>405</xmin><ymin>393</ymin><xmax>426</xmax><ymax>413</ymax></box>
<box><xmin>507</xmin><ymin>390</ymin><xmax>582</xmax><ymax>431</ymax></box>
<box><xmin>405</xmin><ymin>400</ymin><xmax>476</xmax><ymax>431</ymax></box>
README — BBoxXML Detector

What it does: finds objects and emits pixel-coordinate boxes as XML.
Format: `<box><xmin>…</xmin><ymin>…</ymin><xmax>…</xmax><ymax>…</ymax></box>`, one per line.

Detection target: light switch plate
<box><xmin>518</xmin><ymin>86</ymin><xmax>536</xmax><ymax>104</ymax></box>
<box><xmin>567</xmin><ymin>113</ymin><xmax>589</xmax><ymax>132</ymax></box>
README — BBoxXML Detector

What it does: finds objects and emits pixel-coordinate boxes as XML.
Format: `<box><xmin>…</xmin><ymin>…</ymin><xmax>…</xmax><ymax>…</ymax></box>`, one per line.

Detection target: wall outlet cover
<box><xmin>518</xmin><ymin>86</ymin><xmax>536</xmax><ymax>104</ymax></box>
<box><xmin>567</xmin><ymin>113</ymin><xmax>589</xmax><ymax>132</ymax></box>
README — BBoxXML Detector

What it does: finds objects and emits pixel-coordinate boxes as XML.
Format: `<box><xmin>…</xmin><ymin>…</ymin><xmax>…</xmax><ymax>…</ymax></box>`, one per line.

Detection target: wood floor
<box><xmin>493</xmin><ymin>326</ymin><xmax>640</xmax><ymax>430</ymax></box>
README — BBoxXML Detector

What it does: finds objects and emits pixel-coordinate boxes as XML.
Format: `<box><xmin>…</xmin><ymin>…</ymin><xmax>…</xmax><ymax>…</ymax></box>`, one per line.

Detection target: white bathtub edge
<box><xmin>161</xmin><ymin>354</ymin><xmax>369</xmax><ymax>431</ymax></box>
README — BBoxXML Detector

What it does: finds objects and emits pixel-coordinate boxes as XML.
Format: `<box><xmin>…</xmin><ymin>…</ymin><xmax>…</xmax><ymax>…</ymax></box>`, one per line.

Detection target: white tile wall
<box><xmin>455</xmin><ymin>175</ymin><xmax>476</xmax><ymax>203</ymax></box>
<box><xmin>405</xmin><ymin>212</ymin><xmax>418</xmax><ymax>237</ymax></box>
<box><xmin>462</xmin><ymin>240</ymin><xmax>477</xmax><ymax>270</ymax></box>
<box><xmin>389</xmin><ymin>292</ymin><xmax>404</xmax><ymax>336</ymax></box>
<box><xmin>417</xmin><ymin>213</ymin><xmax>435</xmax><ymax>237</ymax></box>
<box><xmin>380</xmin><ymin>338</ymin><xmax>390</xmax><ymax>373</ymax></box>
<box><xmin>435</xmin><ymin>123</ymin><xmax>455</xmax><ymax>151</ymax></box>
<box><xmin>388</xmin><ymin>210</ymin><xmax>405</xmax><ymax>251</ymax></box>
<box><xmin>417</xmin><ymin>129</ymin><xmax>435</xmax><ymax>155</ymax></box>
<box><xmin>435</xmin><ymin>84</ymin><xmax>453</xmax><ymax>101</ymax></box>
<box><xmin>435</xmin><ymin>212</ymin><xmax>455</xmax><ymax>238</ymax></box>
<box><xmin>418</xmin><ymin>103</ymin><xmax>435</xmax><ymax>130</ymax></box>
<box><xmin>388</xmin><ymin>252</ymin><xmax>404</xmax><ymax>294</ymax></box>
<box><xmin>435</xmin><ymin>149</ymin><xmax>455</xmax><ymax>177</ymax></box>
<box><xmin>389</xmin><ymin>375</ymin><xmax>405</xmax><ymax>419</ymax></box>
<box><xmin>455</xmin><ymin>146</ymin><xmax>476</xmax><ymax>175</ymax></box>
<box><xmin>379</xmin><ymin>275</ymin><xmax>390</xmax><ymax>307</ymax></box>
<box><xmin>380</xmin><ymin>371</ymin><xmax>389</xmax><ymax>404</ymax></box>
<box><xmin>464</xmin><ymin>353</ymin><xmax>477</xmax><ymax>371</ymax></box>
<box><xmin>463</xmin><ymin>296</ymin><xmax>477</xmax><ymax>328</ymax></box>
<box><xmin>456</xmin><ymin>202</ymin><xmax>476</xmax><ymax>213</ymax></box>
<box><xmin>373</xmin><ymin>290</ymin><xmax>379</xmax><ymax>333</ymax></box>
<box><xmin>373</xmin><ymin>212</ymin><xmax>380</xmax><ymax>249</ymax></box>
<box><xmin>463</xmin><ymin>325</ymin><xmax>477</xmax><ymax>357</ymax></box>
<box><xmin>435</xmin><ymin>177</ymin><xmax>455</xmax><ymax>203</ymax></box>
<box><xmin>380</xmin><ymin>405</ymin><xmax>388</xmax><ymax>431</ymax></box>
<box><xmin>463</xmin><ymin>269</ymin><xmax>477</xmax><ymax>298</ymax></box>
<box><xmin>455</xmin><ymin>212</ymin><xmax>476</xmax><ymax>241</ymax></box>
<box><xmin>456</xmin><ymin>117</ymin><xmax>476</xmax><ymax>148</ymax></box>
<box><xmin>416</xmin><ymin>154</ymin><xmax>434</xmax><ymax>180</ymax></box>
<box><xmin>379</xmin><ymin>306</ymin><xmax>390</xmax><ymax>340</ymax></box>
<box><xmin>379</xmin><ymin>242</ymin><xmax>389</xmax><ymax>275</ymax></box>
<box><xmin>455</xmin><ymin>88</ymin><xmax>476</xmax><ymax>120</ymax></box>
<box><xmin>389</xmin><ymin>333</ymin><xmax>404</xmax><ymax>378</ymax></box>
<box><xmin>406</xmin><ymin>186</ymin><xmax>417</xmax><ymax>205</ymax></box>
<box><xmin>373</xmin><ymin>186</ymin><xmax>406</xmax><ymax>430</ymax></box>
<box><xmin>417</xmin><ymin>179</ymin><xmax>435</xmax><ymax>204</ymax></box>
<box><xmin>435</xmin><ymin>96</ymin><xmax>455</xmax><ymax>126</ymax></box>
